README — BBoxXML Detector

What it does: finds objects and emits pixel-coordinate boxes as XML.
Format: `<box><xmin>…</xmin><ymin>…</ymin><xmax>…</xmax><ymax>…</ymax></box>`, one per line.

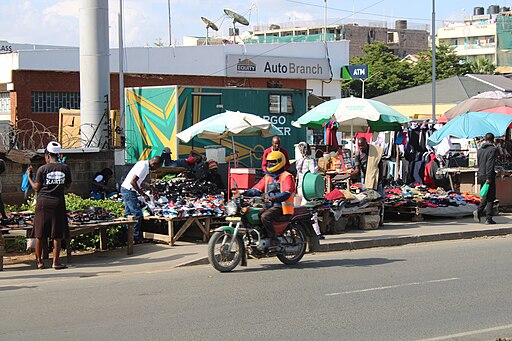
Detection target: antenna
<box><xmin>201</xmin><ymin>16</ymin><xmax>219</xmax><ymax>45</ymax></box>
<box><xmin>223</xmin><ymin>8</ymin><xmax>249</xmax><ymax>44</ymax></box>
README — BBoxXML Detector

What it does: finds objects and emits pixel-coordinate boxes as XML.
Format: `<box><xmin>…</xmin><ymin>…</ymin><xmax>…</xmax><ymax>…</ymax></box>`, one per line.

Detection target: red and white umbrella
<box><xmin>439</xmin><ymin>91</ymin><xmax>512</xmax><ymax>123</ymax></box>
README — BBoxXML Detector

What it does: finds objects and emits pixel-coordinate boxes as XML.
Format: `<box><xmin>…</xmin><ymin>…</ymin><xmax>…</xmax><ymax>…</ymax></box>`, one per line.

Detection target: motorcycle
<box><xmin>208</xmin><ymin>196</ymin><xmax>318</xmax><ymax>272</ymax></box>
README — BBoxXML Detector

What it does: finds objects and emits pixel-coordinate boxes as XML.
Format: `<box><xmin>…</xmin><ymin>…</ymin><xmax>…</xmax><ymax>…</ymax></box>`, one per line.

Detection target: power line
<box><xmin>283</xmin><ymin>0</ymin><xmax>455</xmax><ymax>23</ymax></box>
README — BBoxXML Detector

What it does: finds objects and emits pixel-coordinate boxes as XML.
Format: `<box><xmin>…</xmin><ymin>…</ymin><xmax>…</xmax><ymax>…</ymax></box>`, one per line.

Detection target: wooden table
<box><xmin>143</xmin><ymin>216</ymin><xmax>212</xmax><ymax>245</ymax></box>
<box><xmin>66</xmin><ymin>217</ymin><xmax>137</xmax><ymax>262</ymax></box>
<box><xmin>0</xmin><ymin>218</ymin><xmax>137</xmax><ymax>270</ymax></box>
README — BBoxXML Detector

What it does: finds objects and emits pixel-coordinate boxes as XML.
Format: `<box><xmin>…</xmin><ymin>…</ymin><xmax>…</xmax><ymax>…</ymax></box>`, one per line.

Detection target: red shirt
<box><xmin>261</xmin><ymin>147</ymin><xmax>290</xmax><ymax>172</ymax></box>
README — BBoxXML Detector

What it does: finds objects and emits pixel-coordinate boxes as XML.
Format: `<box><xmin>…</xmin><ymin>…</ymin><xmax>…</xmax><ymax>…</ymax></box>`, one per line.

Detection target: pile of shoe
<box><xmin>144</xmin><ymin>194</ymin><xmax>225</xmax><ymax>219</ymax></box>
<box><xmin>67</xmin><ymin>207</ymin><xmax>115</xmax><ymax>223</ymax></box>
<box><xmin>154</xmin><ymin>176</ymin><xmax>223</xmax><ymax>201</ymax></box>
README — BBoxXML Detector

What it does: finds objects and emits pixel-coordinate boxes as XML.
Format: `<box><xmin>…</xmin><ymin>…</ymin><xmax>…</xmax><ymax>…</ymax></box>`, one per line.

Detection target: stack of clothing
<box><xmin>384</xmin><ymin>185</ymin><xmax>480</xmax><ymax>209</ymax></box>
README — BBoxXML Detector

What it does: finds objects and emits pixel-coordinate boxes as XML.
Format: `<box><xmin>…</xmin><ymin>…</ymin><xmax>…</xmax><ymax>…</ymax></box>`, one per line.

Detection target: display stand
<box><xmin>0</xmin><ymin>217</ymin><xmax>136</xmax><ymax>270</ymax></box>
<box><xmin>143</xmin><ymin>216</ymin><xmax>212</xmax><ymax>245</ymax></box>
<box><xmin>66</xmin><ymin>217</ymin><xmax>136</xmax><ymax>262</ymax></box>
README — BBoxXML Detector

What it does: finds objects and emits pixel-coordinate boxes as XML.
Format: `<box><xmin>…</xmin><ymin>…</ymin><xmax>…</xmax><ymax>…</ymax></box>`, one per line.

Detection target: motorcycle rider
<box><xmin>244</xmin><ymin>151</ymin><xmax>296</xmax><ymax>246</ymax></box>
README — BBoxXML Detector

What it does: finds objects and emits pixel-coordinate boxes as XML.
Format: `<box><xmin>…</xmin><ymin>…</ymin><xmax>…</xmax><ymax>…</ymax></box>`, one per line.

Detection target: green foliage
<box><xmin>341</xmin><ymin>42</ymin><xmax>473</xmax><ymax>98</ymax></box>
<box><xmin>469</xmin><ymin>57</ymin><xmax>496</xmax><ymax>74</ymax></box>
<box><xmin>4</xmin><ymin>236</ymin><xmax>27</xmax><ymax>253</ymax></box>
<box><xmin>413</xmin><ymin>45</ymin><xmax>471</xmax><ymax>84</ymax></box>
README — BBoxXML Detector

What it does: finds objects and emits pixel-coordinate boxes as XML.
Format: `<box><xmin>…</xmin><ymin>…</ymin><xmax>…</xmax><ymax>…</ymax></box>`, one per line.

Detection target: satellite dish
<box><xmin>201</xmin><ymin>16</ymin><xmax>219</xmax><ymax>45</ymax></box>
<box><xmin>223</xmin><ymin>8</ymin><xmax>249</xmax><ymax>26</ymax></box>
<box><xmin>223</xmin><ymin>8</ymin><xmax>249</xmax><ymax>44</ymax></box>
<box><xmin>201</xmin><ymin>16</ymin><xmax>219</xmax><ymax>31</ymax></box>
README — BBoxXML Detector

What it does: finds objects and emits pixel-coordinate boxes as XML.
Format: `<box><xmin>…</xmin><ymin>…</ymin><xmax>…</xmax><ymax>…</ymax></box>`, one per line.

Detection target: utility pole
<box><xmin>168</xmin><ymin>0</ymin><xmax>172</xmax><ymax>46</ymax></box>
<box><xmin>432</xmin><ymin>0</ymin><xmax>437</xmax><ymax>120</ymax></box>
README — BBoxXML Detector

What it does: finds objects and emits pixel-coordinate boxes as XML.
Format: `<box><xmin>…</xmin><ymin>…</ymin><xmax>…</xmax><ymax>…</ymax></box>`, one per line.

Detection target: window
<box><xmin>269</xmin><ymin>94</ymin><xmax>293</xmax><ymax>114</ymax></box>
<box><xmin>0</xmin><ymin>92</ymin><xmax>10</xmax><ymax>113</ymax></box>
<box><xmin>31</xmin><ymin>91</ymin><xmax>80</xmax><ymax>113</ymax></box>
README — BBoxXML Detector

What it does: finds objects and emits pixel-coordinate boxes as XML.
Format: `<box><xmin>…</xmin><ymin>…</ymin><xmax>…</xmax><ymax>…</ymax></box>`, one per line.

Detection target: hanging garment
<box><xmin>364</xmin><ymin>144</ymin><xmax>384</xmax><ymax>190</ymax></box>
<box><xmin>423</xmin><ymin>153</ymin><xmax>439</xmax><ymax>189</ymax></box>
<box><xmin>324</xmin><ymin>120</ymin><xmax>339</xmax><ymax>148</ymax></box>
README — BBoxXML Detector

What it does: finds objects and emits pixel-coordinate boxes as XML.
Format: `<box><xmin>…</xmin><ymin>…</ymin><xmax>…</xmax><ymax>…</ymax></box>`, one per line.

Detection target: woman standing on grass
<box><xmin>27</xmin><ymin>141</ymin><xmax>72</xmax><ymax>270</ymax></box>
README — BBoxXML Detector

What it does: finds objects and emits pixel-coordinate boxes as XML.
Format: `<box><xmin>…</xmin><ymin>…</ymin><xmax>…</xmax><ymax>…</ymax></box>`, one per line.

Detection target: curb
<box><xmin>176</xmin><ymin>227</ymin><xmax>512</xmax><ymax>267</ymax></box>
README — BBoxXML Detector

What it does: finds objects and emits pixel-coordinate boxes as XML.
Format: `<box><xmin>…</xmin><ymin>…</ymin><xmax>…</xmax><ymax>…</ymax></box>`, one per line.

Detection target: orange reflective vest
<box><xmin>264</xmin><ymin>171</ymin><xmax>296</xmax><ymax>215</ymax></box>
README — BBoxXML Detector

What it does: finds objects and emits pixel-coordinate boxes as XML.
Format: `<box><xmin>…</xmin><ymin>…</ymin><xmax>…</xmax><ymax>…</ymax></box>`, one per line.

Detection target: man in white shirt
<box><xmin>121</xmin><ymin>156</ymin><xmax>163</xmax><ymax>241</ymax></box>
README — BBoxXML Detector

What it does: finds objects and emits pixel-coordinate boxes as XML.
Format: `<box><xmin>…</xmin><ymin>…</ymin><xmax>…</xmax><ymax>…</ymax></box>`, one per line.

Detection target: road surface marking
<box><xmin>325</xmin><ymin>277</ymin><xmax>460</xmax><ymax>296</ymax></box>
<box><xmin>416</xmin><ymin>323</ymin><xmax>512</xmax><ymax>341</ymax></box>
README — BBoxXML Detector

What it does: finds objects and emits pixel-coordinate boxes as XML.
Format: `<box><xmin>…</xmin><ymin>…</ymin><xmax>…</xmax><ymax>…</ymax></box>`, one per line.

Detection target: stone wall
<box><xmin>1</xmin><ymin>150</ymin><xmax>115</xmax><ymax>206</ymax></box>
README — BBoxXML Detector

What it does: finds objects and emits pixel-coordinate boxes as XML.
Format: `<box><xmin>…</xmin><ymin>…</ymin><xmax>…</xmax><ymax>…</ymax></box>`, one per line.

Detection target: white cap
<box><xmin>46</xmin><ymin>141</ymin><xmax>61</xmax><ymax>154</ymax></box>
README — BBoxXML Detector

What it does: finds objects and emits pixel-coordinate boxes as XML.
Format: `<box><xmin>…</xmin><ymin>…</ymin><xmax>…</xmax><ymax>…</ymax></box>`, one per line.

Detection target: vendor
<box><xmin>120</xmin><ymin>156</ymin><xmax>163</xmax><ymax>242</ymax></box>
<box><xmin>160</xmin><ymin>148</ymin><xmax>205</xmax><ymax>170</ymax></box>
<box><xmin>351</xmin><ymin>137</ymin><xmax>384</xmax><ymax>193</ymax></box>
<box><xmin>262</xmin><ymin>136</ymin><xmax>290</xmax><ymax>173</ymax></box>
<box><xmin>90</xmin><ymin>168</ymin><xmax>116</xmax><ymax>200</ymax></box>
<box><xmin>205</xmin><ymin>160</ymin><xmax>225</xmax><ymax>192</ymax></box>
<box><xmin>161</xmin><ymin>147</ymin><xmax>173</xmax><ymax>166</ymax></box>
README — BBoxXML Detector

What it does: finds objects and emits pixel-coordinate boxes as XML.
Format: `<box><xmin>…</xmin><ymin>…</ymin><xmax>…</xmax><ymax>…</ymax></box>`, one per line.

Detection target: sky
<box><xmin>1</xmin><ymin>0</ymin><xmax>512</xmax><ymax>48</ymax></box>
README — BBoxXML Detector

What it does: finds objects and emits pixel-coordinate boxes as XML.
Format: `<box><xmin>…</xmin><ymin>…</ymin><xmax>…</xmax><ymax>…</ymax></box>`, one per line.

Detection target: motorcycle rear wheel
<box><xmin>276</xmin><ymin>224</ymin><xmax>307</xmax><ymax>265</ymax></box>
<box><xmin>208</xmin><ymin>231</ymin><xmax>243</xmax><ymax>272</ymax></box>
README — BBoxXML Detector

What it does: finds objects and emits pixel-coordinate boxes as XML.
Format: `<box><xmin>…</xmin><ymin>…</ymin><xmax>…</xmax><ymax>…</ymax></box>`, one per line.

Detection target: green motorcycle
<box><xmin>208</xmin><ymin>196</ymin><xmax>317</xmax><ymax>272</ymax></box>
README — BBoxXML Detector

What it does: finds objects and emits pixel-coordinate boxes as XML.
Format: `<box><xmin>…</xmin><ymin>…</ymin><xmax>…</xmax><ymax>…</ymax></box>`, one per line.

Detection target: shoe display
<box><xmin>473</xmin><ymin>210</ymin><xmax>480</xmax><ymax>223</ymax></box>
<box><xmin>485</xmin><ymin>219</ymin><xmax>497</xmax><ymax>225</ymax></box>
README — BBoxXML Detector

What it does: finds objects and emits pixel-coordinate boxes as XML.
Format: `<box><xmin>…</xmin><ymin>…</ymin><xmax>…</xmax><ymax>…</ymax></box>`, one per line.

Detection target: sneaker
<box><xmin>473</xmin><ymin>210</ymin><xmax>481</xmax><ymax>223</ymax></box>
<box><xmin>485</xmin><ymin>219</ymin><xmax>497</xmax><ymax>225</ymax></box>
<box><xmin>317</xmin><ymin>234</ymin><xmax>325</xmax><ymax>240</ymax></box>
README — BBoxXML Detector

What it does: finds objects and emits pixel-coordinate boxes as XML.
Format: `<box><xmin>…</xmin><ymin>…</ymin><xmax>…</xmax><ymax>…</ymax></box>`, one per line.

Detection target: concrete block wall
<box><xmin>1</xmin><ymin>150</ymin><xmax>115</xmax><ymax>206</ymax></box>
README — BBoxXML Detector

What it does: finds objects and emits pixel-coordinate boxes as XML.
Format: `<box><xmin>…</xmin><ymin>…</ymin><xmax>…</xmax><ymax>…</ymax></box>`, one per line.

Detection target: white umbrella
<box><xmin>176</xmin><ymin>110</ymin><xmax>281</xmax><ymax>143</ymax></box>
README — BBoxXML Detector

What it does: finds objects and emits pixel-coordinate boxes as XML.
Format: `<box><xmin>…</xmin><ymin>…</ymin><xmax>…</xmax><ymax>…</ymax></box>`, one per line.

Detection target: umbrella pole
<box><xmin>231</xmin><ymin>136</ymin><xmax>238</xmax><ymax>168</ymax></box>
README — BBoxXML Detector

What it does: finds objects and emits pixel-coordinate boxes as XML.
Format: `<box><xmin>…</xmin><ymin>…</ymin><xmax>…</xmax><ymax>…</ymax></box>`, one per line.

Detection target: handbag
<box><xmin>480</xmin><ymin>182</ymin><xmax>490</xmax><ymax>197</ymax></box>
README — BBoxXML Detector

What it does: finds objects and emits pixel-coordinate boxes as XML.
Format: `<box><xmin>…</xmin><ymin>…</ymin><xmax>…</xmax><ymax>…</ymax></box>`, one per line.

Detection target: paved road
<box><xmin>1</xmin><ymin>237</ymin><xmax>512</xmax><ymax>340</ymax></box>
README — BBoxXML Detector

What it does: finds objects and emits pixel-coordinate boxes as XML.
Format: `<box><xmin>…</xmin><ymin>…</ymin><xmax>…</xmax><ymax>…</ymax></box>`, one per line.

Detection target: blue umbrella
<box><xmin>427</xmin><ymin>112</ymin><xmax>512</xmax><ymax>146</ymax></box>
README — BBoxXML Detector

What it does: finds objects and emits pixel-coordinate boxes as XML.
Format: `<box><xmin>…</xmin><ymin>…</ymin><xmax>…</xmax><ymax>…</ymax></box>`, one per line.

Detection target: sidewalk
<box><xmin>1</xmin><ymin>214</ymin><xmax>511</xmax><ymax>280</ymax></box>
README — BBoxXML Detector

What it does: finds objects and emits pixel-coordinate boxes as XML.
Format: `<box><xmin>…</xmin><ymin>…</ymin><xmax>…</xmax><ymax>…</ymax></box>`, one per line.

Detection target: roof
<box><xmin>372</xmin><ymin>75</ymin><xmax>512</xmax><ymax>105</ymax></box>
<box><xmin>466</xmin><ymin>74</ymin><xmax>512</xmax><ymax>92</ymax></box>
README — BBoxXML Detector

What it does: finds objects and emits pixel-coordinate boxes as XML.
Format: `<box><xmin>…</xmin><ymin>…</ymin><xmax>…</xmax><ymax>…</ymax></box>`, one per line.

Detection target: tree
<box><xmin>412</xmin><ymin>44</ymin><xmax>471</xmax><ymax>84</ymax></box>
<box><xmin>341</xmin><ymin>43</ymin><xmax>472</xmax><ymax>98</ymax></box>
<box><xmin>469</xmin><ymin>57</ymin><xmax>496</xmax><ymax>74</ymax></box>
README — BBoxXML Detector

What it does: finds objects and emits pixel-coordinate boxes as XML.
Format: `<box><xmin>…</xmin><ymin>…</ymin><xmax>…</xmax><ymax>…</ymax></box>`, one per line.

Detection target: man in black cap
<box><xmin>161</xmin><ymin>147</ymin><xmax>173</xmax><ymax>167</ymax></box>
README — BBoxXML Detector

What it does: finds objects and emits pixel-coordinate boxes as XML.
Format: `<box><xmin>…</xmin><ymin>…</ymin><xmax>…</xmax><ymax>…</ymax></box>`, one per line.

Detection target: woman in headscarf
<box><xmin>294</xmin><ymin>142</ymin><xmax>324</xmax><ymax>239</ymax></box>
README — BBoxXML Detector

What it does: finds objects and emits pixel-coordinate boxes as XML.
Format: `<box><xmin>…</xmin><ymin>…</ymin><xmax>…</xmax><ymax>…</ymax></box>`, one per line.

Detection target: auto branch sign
<box><xmin>341</xmin><ymin>65</ymin><xmax>369</xmax><ymax>79</ymax></box>
<box><xmin>226</xmin><ymin>55</ymin><xmax>331</xmax><ymax>80</ymax></box>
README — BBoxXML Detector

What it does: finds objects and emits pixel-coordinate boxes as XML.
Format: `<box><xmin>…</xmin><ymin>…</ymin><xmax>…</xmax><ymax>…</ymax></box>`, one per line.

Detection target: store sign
<box><xmin>226</xmin><ymin>55</ymin><xmax>330</xmax><ymax>80</ymax></box>
<box><xmin>341</xmin><ymin>65</ymin><xmax>369</xmax><ymax>79</ymax></box>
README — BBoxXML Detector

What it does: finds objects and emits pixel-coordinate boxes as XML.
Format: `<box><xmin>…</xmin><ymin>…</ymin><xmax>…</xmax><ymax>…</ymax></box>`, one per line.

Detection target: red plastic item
<box><xmin>229</xmin><ymin>168</ymin><xmax>256</xmax><ymax>190</ymax></box>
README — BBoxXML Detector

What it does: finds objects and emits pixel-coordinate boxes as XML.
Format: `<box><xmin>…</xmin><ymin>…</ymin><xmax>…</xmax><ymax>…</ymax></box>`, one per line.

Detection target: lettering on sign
<box><xmin>353</xmin><ymin>68</ymin><xmax>366</xmax><ymax>76</ymax></box>
<box><xmin>263</xmin><ymin>115</ymin><xmax>291</xmax><ymax>136</ymax></box>
<box><xmin>0</xmin><ymin>45</ymin><xmax>13</xmax><ymax>52</ymax></box>
<box><xmin>264</xmin><ymin>62</ymin><xmax>323</xmax><ymax>75</ymax></box>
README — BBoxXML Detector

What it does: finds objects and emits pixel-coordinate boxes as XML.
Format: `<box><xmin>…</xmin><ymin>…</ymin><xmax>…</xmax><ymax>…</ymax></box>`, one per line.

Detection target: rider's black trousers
<box><xmin>260</xmin><ymin>206</ymin><xmax>282</xmax><ymax>239</ymax></box>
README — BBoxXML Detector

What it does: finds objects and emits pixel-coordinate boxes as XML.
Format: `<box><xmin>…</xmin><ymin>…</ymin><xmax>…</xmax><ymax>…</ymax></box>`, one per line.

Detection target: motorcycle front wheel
<box><xmin>208</xmin><ymin>231</ymin><xmax>243</xmax><ymax>272</ymax></box>
<box><xmin>276</xmin><ymin>223</ymin><xmax>307</xmax><ymax>265</ymax></box>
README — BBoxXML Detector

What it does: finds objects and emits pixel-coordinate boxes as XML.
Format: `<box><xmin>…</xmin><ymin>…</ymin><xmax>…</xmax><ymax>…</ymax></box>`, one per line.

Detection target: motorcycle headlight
<box><xmin>225</xmin><ymin>201</ymin><xmax>237</xmax><ymax>216</ymax></box>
